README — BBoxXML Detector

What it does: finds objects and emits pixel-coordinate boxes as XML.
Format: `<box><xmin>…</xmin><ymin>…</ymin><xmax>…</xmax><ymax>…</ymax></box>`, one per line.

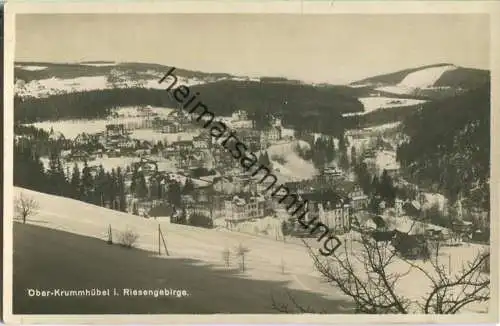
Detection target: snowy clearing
<box><xmin>28</xmin><ymin>117</ymin><xmax>160</xmax><ymax>139</ymax></box>
<box><xmin>40</xmin><ymin>156</ymin><xmax>140</xmax><ymax>173</ymax></box>
<box><xmin>267</xmin><ymin>140</ymin><xmax>317</xmax><ymax>181</ymax></box>
<box><xmin>80</xmin><ymin>62</ymin><xmax>118</xmax><ymax>67</ymax></box>
<box><xmin>129</xmin><ymin>130</ymin><xmax>198</xmax><ymax>143</ymax></box>
<box><xmin>342</xmin><ymin>97</ymin><xmax>426</xmax><ymax>117</ymax></box>
<box><xmin>15</xmin><ymin>65</ymin><xmax>48</xmax><ymax>71</ymax></box>
<box><xmin>112</xmin><ymin>106</ymin><xmax>175</xmax><ymax>118</ymax></box>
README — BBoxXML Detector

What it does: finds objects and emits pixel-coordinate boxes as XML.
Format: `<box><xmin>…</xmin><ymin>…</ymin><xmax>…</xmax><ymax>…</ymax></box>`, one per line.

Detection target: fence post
<box><xmin>107</xmin><ymin>224</ymin><xmax>113</xmax><ymax>244</ymax></box>
<box><xmin>158</xmin><ymin>224</ymin><xmax>161</xmax><ymax>255</ymax></box>
<box><xmin>159</xmin><ymin>224</ymin><xmax>170</xmax><ymax>256</ymax></box>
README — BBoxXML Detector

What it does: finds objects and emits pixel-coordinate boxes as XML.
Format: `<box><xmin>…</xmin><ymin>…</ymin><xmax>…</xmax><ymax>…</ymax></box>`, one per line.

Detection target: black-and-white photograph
<box><xmin>3</xmin><ymin>3</ymin><xmax>497</xmax><ymax>323</ymax></box>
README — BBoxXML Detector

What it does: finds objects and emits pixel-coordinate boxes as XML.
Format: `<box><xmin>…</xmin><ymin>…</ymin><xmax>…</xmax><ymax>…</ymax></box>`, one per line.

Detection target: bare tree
<box><xmin>222</xmin><ymin>248</ymin><xmax>231</xmax><ymax>268</ymax></box>
<box><xmin>234</xmin><ymin>243</ymin><xmax>250</xmax><ymax>272</ymax></box>
<box><xmin>279</xmin><ymin>258</ymin><xmax>286</xmax><ymax>275</ymax></box>
<box><xmin>304</xmin><ymin>229</ymin><xmax>490</xmax><ymax>314</ymax></box>
<box><xmin>15</xmin><ymin>193</ymin><xmax>39</xmax><ymax>224</ymax></box>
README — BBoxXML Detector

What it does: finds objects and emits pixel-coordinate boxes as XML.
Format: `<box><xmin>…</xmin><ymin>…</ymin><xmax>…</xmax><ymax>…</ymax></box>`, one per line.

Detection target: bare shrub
<box><xmin>15</xmin><ymin>193</ymin><xmax>39</xmax><ymax>224</ymax></box>
<box><xmin>304</xmin><ymin>229</ymin><xmax>490</xmax><ymax>314</ymax></box>
<box><xmin>118</xmin><ymin>227</ymin><xmax>140</xmax><ymax>248</ymax></box>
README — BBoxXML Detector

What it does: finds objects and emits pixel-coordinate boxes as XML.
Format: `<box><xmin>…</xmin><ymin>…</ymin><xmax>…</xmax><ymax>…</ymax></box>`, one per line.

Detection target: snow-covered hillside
<box><xmin>13</xmin><ymin>187</ymin><xmax>346</xmax><ymax>302</ymax></box>
<box><xmin>15</xmin><ymin>74</ymin><xmax>212</xmax><ymax>98</ymax></box>
<box><xmin>267</xmin><ymin>140</ymin><xmax>318</xmax><ymax>181</ymax></box>
<box><xmin>13</xmin><ymin>62</ymin><xmax>235</xmax><ymax>98</ymax></box>
<box><xmin>399</xmin><ymin>65</ymin><xmax>458</xmax><ymax>88</ymax></box>
<box><xmin>375</xmin><ymin>64</ymin><xmax>458</xmax><ymax>95</ymax></box>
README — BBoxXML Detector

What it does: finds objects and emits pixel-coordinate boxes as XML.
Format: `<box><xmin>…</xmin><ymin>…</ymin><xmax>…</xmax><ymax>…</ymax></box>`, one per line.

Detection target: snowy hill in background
<box><xmin>351</xmin><ymin>63</ymin><xmax>489</xmax><ymax>98</ymax></box>
<box><xmin>14</xmin><ymin>61</ymin><xmax>490</xmax><ymax>128</ymax></box>
<box><xmin>376</xmin><ymin>64</ymin><xmax>458</xmax><ymax>95</ymax></box>
<box><xmin>14</xmin><ymin>62</ymin><xmax>247</xmax><ymax>99</ymax></box>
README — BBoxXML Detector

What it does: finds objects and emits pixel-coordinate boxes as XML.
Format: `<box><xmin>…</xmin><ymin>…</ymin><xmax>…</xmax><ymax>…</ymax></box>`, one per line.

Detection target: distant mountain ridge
<box><xmin>14</xmin><ymin>61</ymin><xmax>490</xmax><ymax>132</ymax></box>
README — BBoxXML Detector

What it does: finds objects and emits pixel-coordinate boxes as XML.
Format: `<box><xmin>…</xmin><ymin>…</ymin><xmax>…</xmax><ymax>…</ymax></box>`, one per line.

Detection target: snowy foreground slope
<box><xmin>12</xmin><ymin>188</ymin><xmax>345</xmax><ymax>303</ymax></box>
<box><xmin>12</xmin><ymin>187</ymin><xmax>489</xmax><ymax>313</ymax></box>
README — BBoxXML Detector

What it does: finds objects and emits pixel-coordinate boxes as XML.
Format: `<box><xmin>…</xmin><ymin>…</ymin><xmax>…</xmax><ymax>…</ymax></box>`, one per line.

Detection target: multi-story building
<box><xmin>348</xmin><ymin>186</ymin><xmax>369</xmax><ymax>211</ymax></box>
<box><xmin>317</xmin><ymin>201</ymin><xmax>351</xmax><ymax>232</ymax></box>
<box><xmin>231</xmin><ymin>109</ymin><xmax>249</xmax><ymax>121</ymax></box>
<box><xmin>224</xmin><ymin>195</ymin><xmax>266</xmax><ymax>226</ymax></box>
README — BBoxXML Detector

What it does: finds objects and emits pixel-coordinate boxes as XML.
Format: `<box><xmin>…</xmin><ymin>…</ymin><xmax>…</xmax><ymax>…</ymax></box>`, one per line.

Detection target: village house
<box><xmin>106</xmin><ymin>123</ymin><xmax>126</xmax><ymax>139</ymax></box>
<box><xmin>261</xmin><ymin>125</ymin><xmax>282</xmax><ymax>144</ymax></box>
<box><xmin>348</xmin><ymin>186</ymin><xmax>369</xmax><ymax>211</ymax></box>
<box><xmin>106</xmin><ymin>148</ymin><xmax>121</xmax><ymax>157</ymax></box>
<box><xmin>116</xmin><ymin>138</ymin><xmax>138</xmax><ymax>151</ymax></box>
<box><xmin>231</xmin><ymin>109</ymin><xmax>249</xmax><ymax>121</ymax></box>
<box><xmin>161</xmin><ymin>146</ymin><xmax>178</xmax><ymax>159</ymax></box>
<box><xmin>161</xmin><ymin>122</ymin><xmax>181</xmax><ymax>134</ymax></box>
<box><xmin>172</xmin><ymin>140</ymin><xmax>194</xmax><ymax>152</ymax></box>
<box><xmin>74</xmin><ymin>133</ymin><xmax>93</xmax><ymax>147</ymax></box>
<box><xmin>192</xmin><ymin>135</ymin><xmax>209</xmax><ymax>149</ymax></box>
<box><xmin>176</xmin><ymin>151</ymin><xmax>206</xmax><ymax>170</ymax></box>
<box><xmin>138</xmin><ymin>105</ymin><xmax>155</xmax><ymax>117</ymax></box>
<box><xmin>238</xmin><ymin>129</ymin><xmax>261</xmax><ymax>151</ymax></box>
<box><xmin>68</xmin><ymin>150</ymin><xmax>93</xmax><ymax>161</ymax></box>
<box><xmin>132</xmin><ymin>157</ymin><xmax>158</xmax><ymax>175</ymax></box>
<box><xmin>320</xmin><ymin>166</ymin><xmax>344</xmax><ymax>183</ymax></box>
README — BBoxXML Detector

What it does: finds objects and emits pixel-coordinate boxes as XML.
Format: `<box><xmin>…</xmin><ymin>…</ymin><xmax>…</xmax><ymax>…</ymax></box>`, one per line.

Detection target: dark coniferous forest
<box><xmin>397</xmin><ymin>83</ymin><xmax>490</xmax><ymax>209</ymax></box>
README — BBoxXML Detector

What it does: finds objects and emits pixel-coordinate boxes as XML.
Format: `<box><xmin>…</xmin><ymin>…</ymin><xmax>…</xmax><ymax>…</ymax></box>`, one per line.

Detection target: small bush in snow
<box><xmin>118</xmin><ymin>228</ymin><xmax>139</xmax><ymax>248</ymax></box>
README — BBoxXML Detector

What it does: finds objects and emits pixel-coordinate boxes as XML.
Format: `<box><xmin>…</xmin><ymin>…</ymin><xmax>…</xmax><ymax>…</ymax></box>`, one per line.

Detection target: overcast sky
<box><xmin>16</xmin><ymin>14</ymin><xmax>489</xmax><ymax>84</ymax></box>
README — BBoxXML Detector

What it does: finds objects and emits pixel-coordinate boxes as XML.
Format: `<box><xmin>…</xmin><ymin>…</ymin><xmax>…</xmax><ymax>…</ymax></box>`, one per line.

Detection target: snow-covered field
<box><xmin>16</xmin><ymin>76</ymin><xmax>110</xmax><ymax>97</ymax></box>
<box><xmin>375</xmin><ymin>65</ymin><xmax>458</xmax><ymax>95</ymax></box>
<box><xmin>129</xmin><ymin>130</ymin><xmax>198</xmax><ymax>143</ymax></box>
<box><xmin>80</xmin><ymin>62</ymin><xmax>118</xmax><ymax>67</ymax></box>
<box><xmin>40</xmin><ymin>156</ymin><xmax>140</xmax><ymax>174</ymax></box>
<box><xmin>28</xmin><ymin>116</ymin><xmax>161</xmax><ymax>139</ymax></box>
<box><xmin>267</xmin><ymin>140</ymin><xmax>318</xmax><ymax>181</ymax></box>
<box><xmin>12</xmin><ymin>187</ymin><xmax>490</xmax><ymax>313</ymax></box>
<box><xmin>15</xmin><ymin>65</ymin><xmax>48</xmax><ymax>71</ymax></box>
<box><xmin>112</xmin><ymin>106</ymin><xmax>175</xmax><ymax>118</ymax></box>
<box><xmin>342</xmin><ymin>97</ymin><xmax>427</xmax><ymax>117</ymax></box>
